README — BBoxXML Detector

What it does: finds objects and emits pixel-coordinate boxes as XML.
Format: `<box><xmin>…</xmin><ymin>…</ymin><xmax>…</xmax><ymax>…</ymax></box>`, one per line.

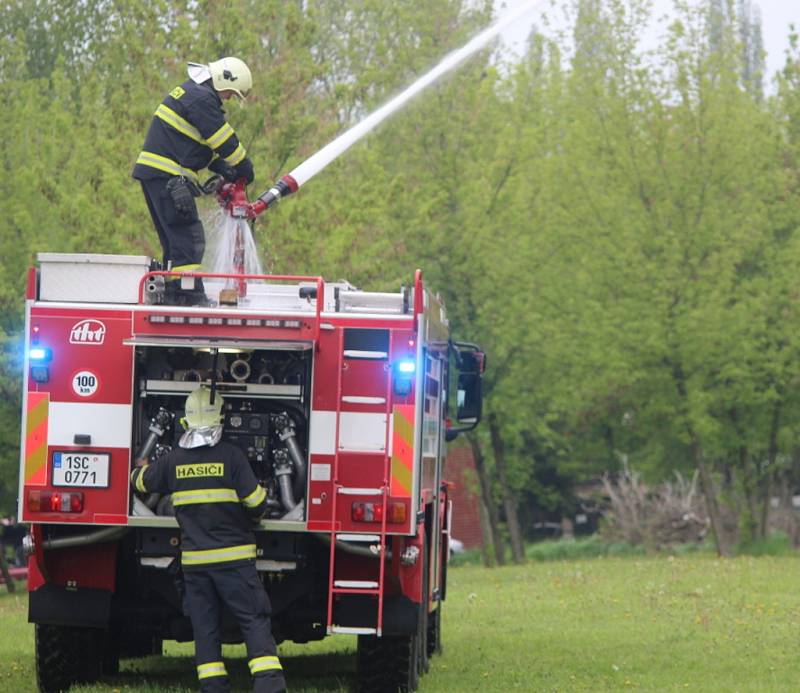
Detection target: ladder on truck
<box><xmin>326</xmin><ymin>328</ymin><xmax>393</xmax><ymax>636</ymax></box>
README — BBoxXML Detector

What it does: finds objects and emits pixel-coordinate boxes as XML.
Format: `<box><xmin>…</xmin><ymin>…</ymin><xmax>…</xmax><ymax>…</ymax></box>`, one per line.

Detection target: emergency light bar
<box><xmin>29</xmin><ymin>347</ymin><xmax>52</xmax><ymax>362</ymax></box>
<box><xmin>392</xmin><ymin>359</ymin><xmax>416</xmax><ymax>396</ymax></box>
<box><xmin>28</xmin><ymin>345</ymin><xmax>52</xmax><ymax>383</ymax></box>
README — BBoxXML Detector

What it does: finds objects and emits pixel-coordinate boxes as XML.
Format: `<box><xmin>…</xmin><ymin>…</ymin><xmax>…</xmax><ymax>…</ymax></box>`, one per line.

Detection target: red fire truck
<box><xmin>18</xmin><ymin>253</ymin><xmax>485</xmax><ymax>693</ymax></box>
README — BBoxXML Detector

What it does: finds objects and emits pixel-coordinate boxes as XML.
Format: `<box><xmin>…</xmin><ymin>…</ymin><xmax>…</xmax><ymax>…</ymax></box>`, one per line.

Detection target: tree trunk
<box><xmin>478</xmin><ymin>499</ymin><xmax>495</xmax><ymax>566</ymax></box>
<box><xmin>0</xmin><ymin>542</ymin><xmax>15</xmax><ymax>594</ymax></box>
<box><xmin>669</xmin><ymin>356</ymin><xmax>732</xmax><ymax>556</ymax></box>
<box><xmin>738</xmin><ymin>444</ymin><xmax>759</xmax><ymax>546</ymax></box>
<box><xmin>759</xmin><ymin>401</ymin><xmax>782</xmax><ymax>539</ymax></box>
<box><xmin>778</xmin><ymin>466</ymin><xmax>799</xmax><ymax>547</ymax></box>
<box><xmin>693</xmin><ymin>447</ymin><xmax>733</xmax><ymax>557</ymax></box>
<box><xmin>468</xmin><ymin>434</ymin><xmax>505</xmax><ymax>566</ymax></box>
<box><xmin>488</xmin><ymin>414</ymin><xmax>525</xmax><ymax>563</ymax></box>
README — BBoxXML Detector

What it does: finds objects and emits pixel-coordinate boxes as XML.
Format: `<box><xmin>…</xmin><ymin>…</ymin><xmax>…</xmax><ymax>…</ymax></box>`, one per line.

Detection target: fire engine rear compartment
<box><xmin>130</xmin><ymin>341</ymin><xmax>313</xmax><ymax>523</ymax></box>
<box><xmin>27</xmin><ymin>320</ymin><xmax>430</xmax><ymax>671</ymax></box>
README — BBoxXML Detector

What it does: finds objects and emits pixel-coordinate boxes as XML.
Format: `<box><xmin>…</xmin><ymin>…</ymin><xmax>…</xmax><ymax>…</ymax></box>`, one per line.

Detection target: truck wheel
<box><xmin>357</xmin><ymin>538</ymin><xmax>429</xmax><ymax>692</ymax></box>
<box><xmin>357</xmin><ymin>629</ymin><xmax>420</xmax><ymax>693</ymax></box>
<box><xmin>101</xmin><ymin>632</ymin><xmax>120</xmax><ymax>676</ymax></box>
<box><xmin>427</xmin><ymin>604</ymin><xmax>442</xmax><ymax>657</ymax></box>
<box><xmin>35</xmin><ymin>624</ymin><xmax>101</xmax><ymax>692</ymax></box>
<box><xmin>119</xmin><ymin>630</ymin><xmax>162</xmax><ymax>658</ymax></box>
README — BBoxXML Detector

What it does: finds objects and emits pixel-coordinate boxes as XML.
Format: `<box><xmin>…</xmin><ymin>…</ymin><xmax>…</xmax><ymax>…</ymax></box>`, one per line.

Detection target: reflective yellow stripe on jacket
<box><xmin>135</xmin><ymin>151</ymin><xmax>199</xmax><ymax>182</ymax></box>
<box><xmin>249</xmin><ymin>655</ymin><xmax>282</xmax><ymax>674</ymax></box>
<box><xmin>223</xmin><ymin>142</ymin><xmax>246</xmax><ymax>166</ymax></box>
<box><xmin>154</xmin><ymin>104</ymin><xmax>205</xmax><ymax>144</ymax></box>
<box><xmin>172</xmin><ymin>488</ymin><xmax>239</xmax><ymax>507</ymax></box>
<box><xmin>207</xmin><ymin>122</ymin><xmax>235</xmax><ymax>149</ymax></box>
<box><xmin>156</xmin><ymin>103</ymin><xmax>241</xmax><ymax>154</ymax></box>
<box><xmin>197</xmin><ymin>661</ymin><xmax>227</xmax><ymax>679</ymax></box>
<box><xmin>241</xmin><ymin>485</ymin><xmax>266</xmax><ymax>508</ymax></box>
<box><xmin>182</xmin><ymin>543</ymin><xmax>257</xmax><ymax>566</ymax></box>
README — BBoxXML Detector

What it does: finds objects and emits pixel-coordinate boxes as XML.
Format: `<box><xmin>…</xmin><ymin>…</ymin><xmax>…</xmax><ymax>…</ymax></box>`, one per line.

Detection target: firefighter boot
<box><xmin>252</xmin><ymin>671</ymin><xmax>286</xmax><ymax>693</ymax></box>
<box><xmin>167</xmin><ymin>277</ymin><xmax>214</xmax><ymax>306</ymax></box>
<box><xmin>183</xmin><ymin>277</ymin><xmax>214</xmax><ymax>306</ymax></box>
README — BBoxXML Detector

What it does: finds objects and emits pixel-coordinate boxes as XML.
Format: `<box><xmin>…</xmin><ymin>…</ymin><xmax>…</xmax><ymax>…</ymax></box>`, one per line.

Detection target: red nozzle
<box><xmin>216</xmin><ymin>178</ymin><xmax>254</xmax><ymax>218</ymax></box>
<box><xmin>216</xmin><ymin>174</ymin><xmax>299</xmax><ymax>220</ymax></box>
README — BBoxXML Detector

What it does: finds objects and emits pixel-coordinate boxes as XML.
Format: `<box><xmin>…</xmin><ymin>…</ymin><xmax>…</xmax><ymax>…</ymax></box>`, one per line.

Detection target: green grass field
<box><xmin>2</xmin><ymin>554</ymin><xmax>800</xmax><ymax>691</ymax></box>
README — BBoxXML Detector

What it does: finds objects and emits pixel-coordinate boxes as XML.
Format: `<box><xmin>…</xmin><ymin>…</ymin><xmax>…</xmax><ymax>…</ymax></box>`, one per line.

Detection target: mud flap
<box><xmin>333</xmin><ymin>594</ymin><xmax>419</xmax><ymax>636</ymax></box>
<box><xmin>29</xmin><ymin>583</ymin><xmax>111</xmax><ymax>628</ymax></box>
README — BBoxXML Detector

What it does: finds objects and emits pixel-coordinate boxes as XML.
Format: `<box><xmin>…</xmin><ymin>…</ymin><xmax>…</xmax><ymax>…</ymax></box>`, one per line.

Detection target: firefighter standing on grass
<box><xmin>131</xmin><ymin>387</ymin><xmax>286</xmax><ymax>693</ymax></box>
<box><xmin>133</xmin><ymin>57</ymin><xmax>256</xmax><ymax>303</ymax></box>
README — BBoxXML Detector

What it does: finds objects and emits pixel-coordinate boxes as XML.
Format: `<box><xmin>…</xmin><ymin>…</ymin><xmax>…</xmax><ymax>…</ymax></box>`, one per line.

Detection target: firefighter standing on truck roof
<box><xmin>132</xmin><ymin>57</ymin><xmax>256</xmax><ymax>304</ymax></box>
<box><xmin>130</xmin><ymin>387</ymin><xmax>286</xmax><ymax>693</ymax></box>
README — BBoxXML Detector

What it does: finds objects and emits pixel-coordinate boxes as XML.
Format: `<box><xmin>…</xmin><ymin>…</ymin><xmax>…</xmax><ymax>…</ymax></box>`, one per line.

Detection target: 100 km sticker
<box><xmin>72</xmin><ymin>370</ymin><xmax>99</xmax><ymax>397</ymax></box>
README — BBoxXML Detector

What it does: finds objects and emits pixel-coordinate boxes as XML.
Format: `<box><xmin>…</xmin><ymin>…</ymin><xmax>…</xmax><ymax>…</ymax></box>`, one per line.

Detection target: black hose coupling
<box><xmin>256</xmin><ymin>175</ymin><xmax>299</xmax><ymax>211</ymax></box>
<box><xmin>150</xmin><ymin>408</ymin><xmax>174</xmax><ymax>436</ymax></box>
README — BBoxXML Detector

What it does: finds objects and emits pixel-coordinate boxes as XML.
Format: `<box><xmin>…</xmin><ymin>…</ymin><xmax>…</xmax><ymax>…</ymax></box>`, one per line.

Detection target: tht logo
<box><xmin>69</xmin><ymin>320</ymin><xmax>106</xmax><ymax>345</ymax></box>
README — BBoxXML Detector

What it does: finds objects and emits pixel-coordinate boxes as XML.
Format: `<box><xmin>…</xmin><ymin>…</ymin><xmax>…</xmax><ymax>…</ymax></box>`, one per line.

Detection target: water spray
<box><xmin>218</xmin><ymin>0</ymin><xmax>543</xmax><ymax>219</ymax></box>
<box><xmin>214</xmin><ymin>0</ymin><xmax>544</xmax><ymax>295</ymax></box>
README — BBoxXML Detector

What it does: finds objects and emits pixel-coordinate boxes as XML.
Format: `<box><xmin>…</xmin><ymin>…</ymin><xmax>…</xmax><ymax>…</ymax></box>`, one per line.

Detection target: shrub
<box><xmin>600</xmin><ymin>461</ymin><xmax>709</xmax><ymax>549</ymax></box>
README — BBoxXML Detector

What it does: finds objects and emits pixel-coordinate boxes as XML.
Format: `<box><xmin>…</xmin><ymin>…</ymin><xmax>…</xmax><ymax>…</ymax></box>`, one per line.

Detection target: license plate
<box><xmin>52</xmin><ymin>452</ymin><xmax>110</xmax><ymax>488</ymax></box>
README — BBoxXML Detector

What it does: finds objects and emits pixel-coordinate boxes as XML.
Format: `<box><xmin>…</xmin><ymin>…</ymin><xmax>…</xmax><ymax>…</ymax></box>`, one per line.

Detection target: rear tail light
<box><xmin>27</xmin><ymin>490</ymin><xmax>84</xmax><ymax>513</ymax></box>
<box><xmin>352</xmin><ymin>501</ymin><xmax>407</xmax><ymax>524</ymax></box>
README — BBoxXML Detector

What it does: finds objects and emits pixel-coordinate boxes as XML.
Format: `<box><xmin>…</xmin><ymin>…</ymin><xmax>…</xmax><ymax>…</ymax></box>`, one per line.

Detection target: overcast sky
<box><xmin>499</xmin><ymin>0</ymin><xmax>799</xmax><ymax>84</ymax></box>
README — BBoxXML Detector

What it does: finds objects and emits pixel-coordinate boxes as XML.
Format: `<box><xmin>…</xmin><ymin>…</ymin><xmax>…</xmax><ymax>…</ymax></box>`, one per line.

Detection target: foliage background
<box><xmin>1</xmin><ymin>0</ymin><xmax>799</xmax><ymax>558</ymax></box>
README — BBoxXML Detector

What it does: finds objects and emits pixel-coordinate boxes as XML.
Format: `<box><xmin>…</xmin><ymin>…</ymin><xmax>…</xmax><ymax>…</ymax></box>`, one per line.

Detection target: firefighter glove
<box><xmin>235</xmin><ymin>157</ymin><xmax>255</xmax><ymax>185</ymax></box>
<box><xmin>209</xmin><ymin>159</ymin><xmax>239</xmax><ymax>182</ymax></box>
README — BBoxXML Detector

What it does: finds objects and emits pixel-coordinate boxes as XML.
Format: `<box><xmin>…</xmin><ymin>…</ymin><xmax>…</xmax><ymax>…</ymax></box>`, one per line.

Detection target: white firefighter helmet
<box><xmin>183</xmin><ymin>387</ymin><xmax>223</xmax><ymax>429</ymax></box>
<box><xmin>208</xmin><ymin>57</ymin><xmax>252</xmax><ymax>99</ymax></box>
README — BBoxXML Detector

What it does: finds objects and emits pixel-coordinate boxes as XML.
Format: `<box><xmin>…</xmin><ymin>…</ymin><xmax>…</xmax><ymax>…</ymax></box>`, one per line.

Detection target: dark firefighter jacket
<box><xmin>132</xmin><ymin>79</ymin><xmax>247</xmax><ymax>184</ymax></box>
<box><xmin>130</xmin><ymin>440</ymin><xmax>267</xmax><ymax>570</ymax></box>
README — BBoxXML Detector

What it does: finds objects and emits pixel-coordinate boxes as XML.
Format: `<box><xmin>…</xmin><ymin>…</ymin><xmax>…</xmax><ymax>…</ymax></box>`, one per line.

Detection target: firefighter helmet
<box><xmin>183</xmin><ymin>387</ymin><xmax>223</xmax><ymax>429</ymax></box>
<box><xmin>208</xmin><ymin>57</ymin><xmax>252</xmax><ymax>99</ymax></box>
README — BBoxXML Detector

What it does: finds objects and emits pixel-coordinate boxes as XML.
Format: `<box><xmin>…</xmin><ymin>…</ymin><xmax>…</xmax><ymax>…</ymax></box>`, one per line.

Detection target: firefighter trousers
<box><xmin>184</xmin><ymin>562</ymin><xmax>286</xmax><ymax>693</ymax></box>
<box><xmin>140</xmin><ymin>177</ymin><xmax>205</xmax><ymax>272</ymax></box>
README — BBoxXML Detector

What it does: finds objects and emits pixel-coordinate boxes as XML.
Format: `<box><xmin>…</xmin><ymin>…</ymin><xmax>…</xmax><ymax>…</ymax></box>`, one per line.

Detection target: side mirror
<box><xmin>456</xmin><ymin>372</ymin><xmax>482</xmax><ymax>423</ymax></box>
<box><xmin>447</xmin><ymin>342</ymin><xmax>486</xmax><ymax>440</ymax></box>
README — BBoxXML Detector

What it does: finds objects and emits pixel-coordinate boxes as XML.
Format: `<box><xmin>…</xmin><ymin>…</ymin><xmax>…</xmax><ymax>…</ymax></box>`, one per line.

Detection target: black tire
<box><xmin>357</xmin><ymin>631</ymin><xmax>420</xmax><ymax>693</ymax></box>
<box><xmin>119</xmin><ymin>630</ymin><xmax>162</xmax><ymax>658</ymax></box>
<box><xmin>100</xmin><ymin>632</ymin><xmax>120</xmax><ymax>676</ymax></box>
<box><xmin>357</xmin><ymin>536</ymin><xmax>431</xmax><ymax>692</ymax></box>
<box><xmin>35</xmin><ymin>624</ymin><xmax>102</xmax><ymax>693</ymax></box>
<box><xmin>427</xmin><ymin>604</ymin><xmax>442</xmax><ymax>658</ymax></box>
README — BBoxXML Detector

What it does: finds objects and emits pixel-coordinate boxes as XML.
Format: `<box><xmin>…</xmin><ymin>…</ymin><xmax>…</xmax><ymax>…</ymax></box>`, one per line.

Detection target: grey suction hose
<box><xmin>273</xmin><ymin>450</ymin><xmax>297</xmax><ymax>511</ymax></box>
<box><xmin>277</xmin><ymin>473</ymin><xmax>297</xmax><ymax>511</ymax></box>
<box><xmin>46</xmin><ymin>527</ymin><xmax>126</xmax><ymax>550</ymax></box>
<box><xmin>273</xmin><ymin>412</ymin><xmax>308</xmax><ymax>500</ymax></box>
<box><xmin>24</xmin><ymin>526</ymin><xmax>127</xmax><ymax>556</ymax></box>
<box><xmin>284</xmin><ymin>431</ymin><xmax>308</xmax><ymax>500</ymax></box>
